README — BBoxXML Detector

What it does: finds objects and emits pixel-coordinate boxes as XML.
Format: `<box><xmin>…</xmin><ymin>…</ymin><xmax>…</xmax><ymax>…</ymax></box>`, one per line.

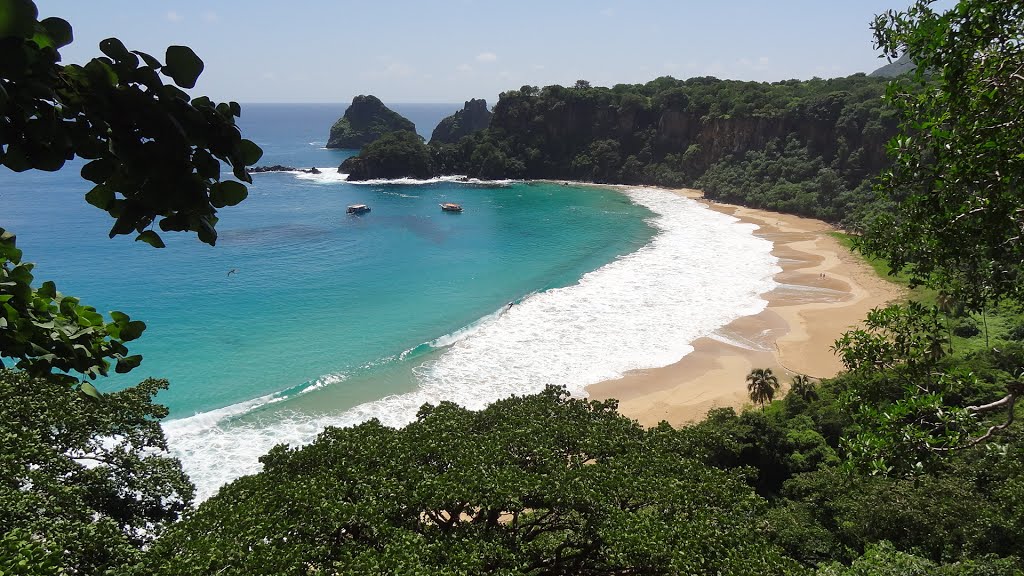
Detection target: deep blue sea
<box><xmin>1</xmin><ymin>103</ymin><xmax>780</xmax><ymax>499</ymax></box>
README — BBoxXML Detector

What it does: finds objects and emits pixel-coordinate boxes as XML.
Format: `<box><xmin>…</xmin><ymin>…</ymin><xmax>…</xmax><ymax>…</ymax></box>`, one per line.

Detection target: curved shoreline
<box><xmin>586</xmin><ymin>188</ymin><xmax>905</xmax><ymax>427</ymax></box>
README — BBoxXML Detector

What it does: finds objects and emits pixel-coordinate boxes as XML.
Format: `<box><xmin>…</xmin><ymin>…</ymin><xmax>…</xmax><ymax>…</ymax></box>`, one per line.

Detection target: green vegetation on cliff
<box><xmin>326</xmin><ymin>95</ymin><xmax>417</xmax><ymax>149</ymax></box>
<box><xmin>340</xmin><ymin>130</ymin><xmax>433</xmax><ymax>181</ymax></box>
<box><xmin>429</xmin><ymin>98</ymin><xmax>493</xmax><ymax>144</ymax></box>
<box><xmin>5</xmin><ymin>0</ymin><xmax>1024</xmax><ymax>574</ymax></box>
<box><xmin>345</xmin><ymin>75</ymin><xmax>896</xmax><ymax>226</ymax></box>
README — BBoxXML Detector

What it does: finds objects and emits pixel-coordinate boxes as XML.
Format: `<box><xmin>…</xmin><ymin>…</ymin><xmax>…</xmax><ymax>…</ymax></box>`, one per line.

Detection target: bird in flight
<box><xmin>227</xmin><ymin>269</ymin><xmax>238</xmax><ymax>277</ymax></box>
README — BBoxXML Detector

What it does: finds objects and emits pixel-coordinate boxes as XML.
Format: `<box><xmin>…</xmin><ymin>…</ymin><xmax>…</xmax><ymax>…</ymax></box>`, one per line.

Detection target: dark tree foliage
<box><xmin>860</xmin><ymin>0</ymin><xmax>1024</xmax><ymax>308</ymax></box>
<box><xmin>146</xmin><ymin>387</ymin><xmax>800</xmax><ymax>575</ymax></box>
<box><xmin>0</xmin><ymin>0</ymin><xmax>263</xmax><ymax>247</ymax></box>
<box><xmin>356</xmin><ymin>74</ymin><xmax>900</xmax><ymax>226</ymax></box>
<box><xmin>0</xmin><ymin>228</ymin><xmax>147</xmax><ymax>385</ymax></box>
<box><xmin>466</xmin><ymin>75</ymin><xmax>893</xmax><ymax>190</ymax></box>
<box><xmin>0</xmin><ymin>370</ymin><xmax>194</xmax><ymax>574</ymax></box>
<box><xmin>1</xmin><ymin>0</ymin><xmax>262</xmax><ymax>384</ymax></box>
<box><xmin>340</xmin><ymin>130</ymin><xmax>434</xmax><ymax>181</ymax></box>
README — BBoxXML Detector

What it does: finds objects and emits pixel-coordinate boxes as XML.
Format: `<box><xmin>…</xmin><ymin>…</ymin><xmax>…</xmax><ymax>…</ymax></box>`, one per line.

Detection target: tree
<box><xmin>833</xmin><ymin>302</ymin><xmax>1023</xmax><ymax>474</ymax></box>
<box><xmin>1</xmin><ymin>2</ymin><xmax>244</xmax><ymax>572</ymax></box>
<box><xmin>747</xmin><ymin>368</ymin><xmax>780</xmax><ymax>411</ymax></box>
<box><xmin>1</xmin><ymin>0</ymin><xmax>262</xmax><ymax>384</ymax></box>
<box><xmin>861</xmin><ymin>0</ymin><xmax>1024</xmax><ymax>309</ymax></box>
<box><xmin>790</xmin><ymin>374</ymin><xmax>819</xmax><ymax>403</ymax></box>
<box><xmin>0</xmin><ymin>370</ymin><xmax>194</xmax><ymax>574</ymax></box>
<box><xmin>144</xmin><ymin>387</ymin><xmax>801</xmax><ymax>575</ymax></box>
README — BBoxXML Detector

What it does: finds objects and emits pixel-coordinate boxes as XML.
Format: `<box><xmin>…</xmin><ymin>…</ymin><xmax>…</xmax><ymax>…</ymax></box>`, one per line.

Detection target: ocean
<box><xmin>0</xmin><ymin>103</ymin><xmax>779</xmax><ymax>500</ymax></box>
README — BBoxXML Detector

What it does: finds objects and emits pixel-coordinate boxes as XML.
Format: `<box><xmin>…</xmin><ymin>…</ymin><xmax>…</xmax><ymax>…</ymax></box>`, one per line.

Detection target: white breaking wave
<box><xmin>291</xmin><ymin>168</ymin><xmax>349</xmax><ymax>184</ymax></box>
<box><xmin>346</xmin><ymin>175</ymin><xmax>514</xmax><ymax>186</ymax></box>
<box><xmin>428</xmin><ymin>305</ymin><xmax>510</xmax><ymax>349</ymax></box>
<box><xmin>164</xmin><ymin>187</ymin><xmax>779</xmax><ymax>501</ymax></box>
<box><xmin>288</xmin><ymin>170</ymin><xmax>514</xmax><ymax>187</ymax></box>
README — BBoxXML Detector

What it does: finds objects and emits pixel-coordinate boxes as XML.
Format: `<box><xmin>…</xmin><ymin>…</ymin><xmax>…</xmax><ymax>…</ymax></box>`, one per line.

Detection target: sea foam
<box><xmin>164</xmin><ymin>187</ymin><xmax>779</xmax><ymax>501</ymax></box>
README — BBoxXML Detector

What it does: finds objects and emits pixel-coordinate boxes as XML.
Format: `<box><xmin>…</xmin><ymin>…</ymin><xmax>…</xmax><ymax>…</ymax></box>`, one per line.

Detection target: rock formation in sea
<box><xmin>325</xmin><ymin>95</ymin><xmax>418</xmax><ymax>149</ymax></box>
<box><xmin>429</xmin><ymin>99</ymin><xmax>492</xmax><ymax>144</ymax></box>
<box><xmin>248</xmin><ymin>165</ymin><xmax>321</xmax><ymax>174</ymax></box>
<box><xmin>339</xmin><ymin>131</ymin><xmax>434</xmax><ymax>181</ymax></box>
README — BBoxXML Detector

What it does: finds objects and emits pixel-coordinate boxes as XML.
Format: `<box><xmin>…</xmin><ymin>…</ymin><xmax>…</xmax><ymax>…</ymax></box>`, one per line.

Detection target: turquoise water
<box><xmin>1</xmin><ymin>104</ymin><xmax>654</xmax><ymax>417</ymax></box>
<box><xmin>2</xmin><ymin>104</ymin><xmax>782</xmax><ymax>499</ymax></box>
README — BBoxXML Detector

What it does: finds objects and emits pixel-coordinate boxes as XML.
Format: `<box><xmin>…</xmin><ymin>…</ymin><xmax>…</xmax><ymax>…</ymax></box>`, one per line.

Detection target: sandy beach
<box><xmin>587</xmin><ymin>188</ymin><xmax>905</xmax><ymax>427</ymax></box>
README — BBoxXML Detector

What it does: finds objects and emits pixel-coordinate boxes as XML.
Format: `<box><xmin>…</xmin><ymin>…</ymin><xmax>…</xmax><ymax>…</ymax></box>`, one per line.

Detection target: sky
<box><xmin>37</xmin><ymin>1</ymin><xmax>945</xmax><ymax>104</ymax></box>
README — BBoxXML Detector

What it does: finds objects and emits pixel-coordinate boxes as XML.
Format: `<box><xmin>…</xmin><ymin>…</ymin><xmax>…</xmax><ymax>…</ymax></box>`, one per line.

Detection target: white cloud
<box><xmin>456</xmin><ymin>63</ymin><xmax>472</xmax><ymax>72</ymax></box>
<box><xmin>475</xmin><ymin>52</ymin><xmax>498</xmax><ymax>63</ymax></box>
<box><xmin>202</xmin><ymin>11</ymin><xmax>219</xmax><ymax>23</ymax></box>
<box><xmin>738</xmin><ymin>56</ymin><xmax>771</xmax><ymax>72</ymax></box>
<box><xmin>365</xmin><ymin>57</ymin><xmax>414</xmax><ymax>79</ymax></box>
<box><xmin>382</xmin><ymin>62</ymin><xmax>412</xmax><ymax>77</ymax></box>
<box><xmin>166</xmin><ymin>11</ymin><xmax>183</xmax><ymax>22</ymax></box>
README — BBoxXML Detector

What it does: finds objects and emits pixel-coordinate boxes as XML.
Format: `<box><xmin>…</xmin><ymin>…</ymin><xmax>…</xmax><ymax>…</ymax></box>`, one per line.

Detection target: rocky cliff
<box><xmin>869</xmin><ymin>54</ymin><xmax>915</xmax><ymax>77</ymax></box>
<box><xmin>326</xmin><ymin>95</ymin><xmax>417</xmax><ymax>149</ymax></box>
<box><xmin>429</xmin><ymin>99</ymin><xmax>492</xmax><ymax>144</ymax></box>
<box><xmin>339</xmin><ymin>131</ymin><xmax>433</xmax><ymax>181</ymax></box>
<box><xmin>334</xmin><ymin>76</ymin><xmax>897</xmax><ymax>224</ymax></box>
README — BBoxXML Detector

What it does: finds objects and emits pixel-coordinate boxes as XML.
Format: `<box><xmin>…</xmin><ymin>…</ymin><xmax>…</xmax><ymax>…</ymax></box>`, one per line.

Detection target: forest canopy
<box><xmin>5</xmin><ymin>0</ymin><xmax>1024</xmax><ymax>574</ymax></box>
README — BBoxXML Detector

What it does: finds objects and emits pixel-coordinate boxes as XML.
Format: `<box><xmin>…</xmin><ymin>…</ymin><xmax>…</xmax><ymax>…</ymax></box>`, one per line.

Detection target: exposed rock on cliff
<box><xmin>248</xmin><ymin>165</ymin><xmax>320</xmax><ymax>174</ymax></box>
<box><xmin>332</xmin><ymin>76</ymin><xmax>897</xmax><ymax>223</ymax></box>
<box><xmin>429</xmin><ymin>99</ymin><xmax>492</xmax><ymax>144</ymax></box>
<box><xmin>869</xmin><ymin>54</ymin><xmax>915</xmax><ymax>77</ymax></box>
<box><xmin>326</xmin><ymin>95</ymin><xmax>417</xmax><ymax>149</ymax></box>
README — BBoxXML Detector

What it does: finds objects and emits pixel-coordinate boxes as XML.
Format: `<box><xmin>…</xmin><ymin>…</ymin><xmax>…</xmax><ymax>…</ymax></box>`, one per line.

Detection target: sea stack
<box><xmin>339</xmin><ymin>131</ymin><xmax>434</xmax><ymax>181</ymax></box>
<box><xmin>326</xmin><ymin>95</ymin><xmax>417</xmax><ymax>149</ymax></box>
<box><xmin>429</xmin><ymin>99</ymin><xmax>492</xmax><ymax>144</ymax></box>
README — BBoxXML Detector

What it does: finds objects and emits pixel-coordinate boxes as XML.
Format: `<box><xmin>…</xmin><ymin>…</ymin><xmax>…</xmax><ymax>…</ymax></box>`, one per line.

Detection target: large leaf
<box><xmin>164</xmin><ymin>45</ymin><xmax>204</xmax><ymax>89</ymax></box>
<box><xmin>36</xmin><ymin>16</ymin><xmax>71</xmax><ymax>49</ymax></box>
<box><xmin>209</xmin><ymin>181</ymin><xmax>247</xmax><ymax>208</ymax></box>
<box><xmin>81</xmin><ymin>159</ymin><xmax>115</xmax><ymax>184</ymax></box>
<box><xmin>119</xmin><ymin>319</ymin><xmax>146</xmax><ymax>342</ymax></box>
<box><xmin>239</xmin><ymin>139</ymin><xmax>263</xmax><ymax>165</ymax></box>
<box><xmin>135</xmin><ymin>230</ymin><xmax>166</xmax><ymax>248</ymax></box>
<box><xmin>0</xmin><ymin>0</ymin><xmax>37</xmax><ymax>39</ymax></box>
<box><xmin>79</xmin><ymin>381</ymin><xmax>101</xmax><ymax>398</ymax></box>
<box><xmin>99</xmin><ymin>37</ymin><xmax>132</xmax><ymax>63</ymax></box>
<box><xmin>114</xmin><ymin>354</ymin><xmax>142</xmax><ymax>373</ymax></box>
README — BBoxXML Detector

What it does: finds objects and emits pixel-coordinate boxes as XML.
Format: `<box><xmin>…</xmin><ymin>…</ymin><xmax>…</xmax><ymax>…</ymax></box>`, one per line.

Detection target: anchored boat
<box><xmin>347</xmin><ymin>204</ymin><xmax>371</xmax><ymax>214</ymax></box>
<box><xmin>440</xmin><ymin>202</ymin><xmax>463</xmax><ymax>213</ymax></box>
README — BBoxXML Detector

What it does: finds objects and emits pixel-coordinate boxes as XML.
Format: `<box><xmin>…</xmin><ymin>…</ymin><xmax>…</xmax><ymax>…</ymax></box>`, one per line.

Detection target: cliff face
<box><xmin>326</xmin><ymin>95</ymin><xmax>417</xmax><ymax>149</ymax></box>
<box><xmin>429</xmin><ymin>99</ymin><xmax>492</xmax><ymax>144</ymax></box>
<box><xmin>333</xmin><ymin>76</ymin><xmax>896</xmax><ymax>223</ymax></box>
<box><xmin>486</xmin><ymin>90</ymin><xmax>892</xmax><ymax>180</ymax></box>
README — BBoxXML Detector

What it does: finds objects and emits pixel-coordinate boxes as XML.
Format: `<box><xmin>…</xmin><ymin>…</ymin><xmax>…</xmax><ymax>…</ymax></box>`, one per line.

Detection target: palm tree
<box><xmin>746</xmin><ymin>368</ymin><xmax>780</xmax><ymax>412</ymax></box>
<box><xmin>789</xmin><ymin>374</ymin><xmax>819</xmax><ymax>402</ymax></box>
<box><xmin>926</xmin><ymin>331</ymin><xmax>948</xmax><ymax>363</ymax></box>
<box><xmin>936</xmin><ymin>290</ymin><xmax>956</xmax><ymax>353</ymax></box>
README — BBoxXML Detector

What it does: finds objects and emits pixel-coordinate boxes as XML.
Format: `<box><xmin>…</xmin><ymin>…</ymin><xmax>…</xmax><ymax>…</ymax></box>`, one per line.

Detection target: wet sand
<box><xmin>587</xmin><ymin>189</ymin><xmax>905</xmax><ymax>427</ymax></box>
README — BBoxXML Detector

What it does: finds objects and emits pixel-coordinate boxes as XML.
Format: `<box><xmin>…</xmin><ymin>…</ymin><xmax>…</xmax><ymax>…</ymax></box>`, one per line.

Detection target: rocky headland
<box><xmin>429</xmin><ymin>98</ymin><xmax>492</xmax><ymax>144</ymax></box>
<box><xmin>326</xmin><ymin>95</ymin><xmax>418</xmax><ymax>149</ymax></box>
